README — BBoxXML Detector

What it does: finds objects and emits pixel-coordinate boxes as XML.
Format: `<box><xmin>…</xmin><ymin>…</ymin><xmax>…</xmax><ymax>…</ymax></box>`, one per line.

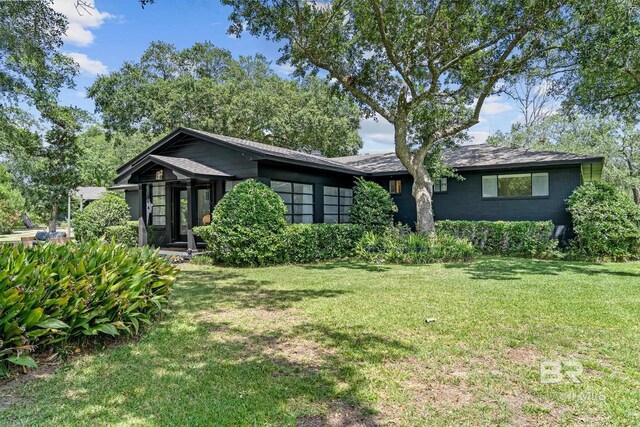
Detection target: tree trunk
<box><xmin>49</xmin><ymin>204</ymin><xmax>58</xmax><ymax>232</ymax></box>
<box><xmin>393</xmin><ymin>111</ymin><xmax>436</xmax><ymax>234</ymax></box>
<box><xmin>411</xmin><ymin>165</ymin><xmax>436</xmax><ymax>234</ymax></box>
<box><xmin>633</xmin><ymin>186</ymin><xmax>640</xmax><ymax>205</ymax></box>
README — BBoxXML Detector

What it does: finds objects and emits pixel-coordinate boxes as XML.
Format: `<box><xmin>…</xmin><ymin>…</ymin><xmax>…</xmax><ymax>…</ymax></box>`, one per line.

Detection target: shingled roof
<box><xmin>117</xmin><ymin>128</ymin><xmax>603</xmax><ymax>180</ymax></box>
<box><xmin>149</xmin><ymin>155</ymin><xmax>232</xmax><ymax>177</ymax></box>
<box><xmin>333</xmin><ymin>144</ymin><xmax>603</xmax><ymax>175</ymax></box>
<box><xmin>182</xmin><ymin>128</ymin><xmax>365</xmax><ymax>174</ymax></box>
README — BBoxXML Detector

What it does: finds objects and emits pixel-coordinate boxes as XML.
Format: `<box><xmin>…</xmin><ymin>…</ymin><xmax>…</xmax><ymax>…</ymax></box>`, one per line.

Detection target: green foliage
<box><xmin>0</xmin><ymin>241</ymin><xmax>177</xmax><ymax>372</ymax></box>
<box><xmin>566</xmin><ymin>182</ymin><xmax>640</xmax><ymax>261</ymax></box>
<box><xmin>77</xmin><ymin>127</ymin><xmax>153</xmax><ymax>187</ymax></box>
<box><xmin>73</xmin><ymin>193</ymin><xmax>131</xmax><ymax>242</ymax></box>
<box><xmin>436</xmin><ymin>220</ymin><xmax>558</xmax><ymax>257</ymax></box>
<box><xmin>105</xmin><ymin>221</ymin><xmax>139</xmax><ymax>247</ymax></box>
<box><xmin>355</xmin><ymin>226</ymin><xmax>476</xmax><ymax>264</ymax></box>
<box><xmin>0</xmin><ymin>166</ymin><xmax>24</xmax><ymax>234</ymax></box>
<box><xmin>88</xmin><ymin>41</ymin><xmax>362</xmax><ymax>157</ymax></box>
<box><xmin>222</xmin><ymin>0</ymin><xmax>631</xmax><ymax>232</ymax></box>
<box><xmin>281</xmin><ymin>223</ymin><xmax>364</xmax><ymax>264</ymax></box>
<box><xmin>193</xmin><ymin>179</ymin><xmax>287</xmax><ymax>266</ymax></box>
<box><xmin>350</xmin><ymin>177</ymin><xmax>398</xmax><ymax>233</ymax></box>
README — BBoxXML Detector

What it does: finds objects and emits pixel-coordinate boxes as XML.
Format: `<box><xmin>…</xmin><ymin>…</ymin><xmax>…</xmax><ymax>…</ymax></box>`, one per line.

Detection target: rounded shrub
<box><xmin>73</xmin><ymin>193</ymin><xmax>131</xmax><ymax>242</ymax></box>
<box><xmin>566</xmin><ymin>182</ymin><xmax>640</xmax><ymax>260</ymax></box>
<box><xmin>193</xmin><ymin>179</ymin><xmax>287</xmax><ymax>266</ymax></box>
<box><xmin>350</xmin><ymin>177</ymin><xmax>398</xmax><ymax>233</ymax></box>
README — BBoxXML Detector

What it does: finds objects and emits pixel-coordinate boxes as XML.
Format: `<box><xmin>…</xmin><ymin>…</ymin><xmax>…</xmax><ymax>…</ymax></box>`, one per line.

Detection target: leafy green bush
<box><xmin>0</xmin><ymin>167</ymin><xmax>25</xmax><ymax>234</ymax></box>
<box><xmin>193</xmin><ymin>179</ymin><xmax>287</xmax><ymax>266</ymax></box>
<box><xmin>281</xmin><ymin>223</ymin><xmax>364</xmax><ymax>263</ymax></box>
<box><xmin>356</xmin><ymin>226</ymin><xmax>476</xmax><ymax>264</ymax></box>
<box><xmin>436</xmin><ymin>220</ymin><xmax>557</xmax><ymax>257</ymax></box>
<box><xmin>0</xmin><ymin>241</ymin><xmax>177</xmax><ymax>373</ymax></box>
<box><xmin>73</xmin><ymin>193</ymin><xmax>131</xmax><ymax>241</ymax></box>
<box><xmin>566</xmin><ymin>182</ymin><xmax>640</xmax><ymax>261</ymax></box>
<box><xmin>350</xmin><ymin>177</ymin><xmax>398</xmax><ymax>233</ymax></box>
<box><xmin>105</xmin><ymin>221</ymin><xmax>138</xmax><ymax>246</ymax></box>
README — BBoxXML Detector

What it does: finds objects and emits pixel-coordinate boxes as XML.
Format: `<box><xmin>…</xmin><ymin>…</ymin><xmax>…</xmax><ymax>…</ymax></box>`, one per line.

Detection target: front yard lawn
<box><xmin>2</xmin><ymin>258</ymin><xmax>639</xmax><ymax>426</ymax></box>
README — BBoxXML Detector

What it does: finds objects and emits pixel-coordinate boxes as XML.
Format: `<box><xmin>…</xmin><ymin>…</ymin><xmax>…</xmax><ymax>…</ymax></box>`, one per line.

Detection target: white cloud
<box><xmin>65</xmin><ymin>52</ymin><xmax>107</xmax><ymax>75</ymax></box>
<box><xmin>359</xmin><ymin>114</ymin><xmax>395</xmax><ymax>153</ymax></box>
<box><xmin>481</xmin><ymin>96</ymin><xmax>513</xmax><ymax>116</ymax></box>
<box><xmin>467</xmin><ymin>130</ymin><xmax>492</xmax><ymax>145</ymax></box>
<box><xmin>275</xmin><ymin>63</ymin><xmax>296</xmax><ymax>76</ymax></box>
<box><xmin>51</xmin><ymin>0</ymin><xmax>112</xmax><ymax>47</ymax></box>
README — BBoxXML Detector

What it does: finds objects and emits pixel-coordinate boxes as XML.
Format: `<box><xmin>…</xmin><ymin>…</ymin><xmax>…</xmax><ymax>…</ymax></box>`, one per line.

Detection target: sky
<box><xmin>53</xmin><ymin>0</ymin><xmax>524</xmax><ymax>153</ymax></box>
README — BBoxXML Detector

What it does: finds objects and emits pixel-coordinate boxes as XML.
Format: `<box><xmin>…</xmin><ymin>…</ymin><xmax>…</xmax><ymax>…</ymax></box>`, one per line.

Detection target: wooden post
<box><xmin>186</xmin><ymin>180</ymin><xmax>197</xmax><ymax>252</ymax></box>
<box><xmin>138</xmin><ymin>217</ymin><xmax>147</xmax><ymax>247</ymax></box>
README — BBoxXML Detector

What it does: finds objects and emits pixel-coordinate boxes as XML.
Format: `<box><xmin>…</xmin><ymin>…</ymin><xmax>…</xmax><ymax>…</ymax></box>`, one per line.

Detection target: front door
<box><xmin>172</xmin><ymin>185</ymin><xmax>214</xmax><ymax>243</ymax></box>
<box><xmin>174</xmin><ymin>187</ymin><xmax>188</xmax><ymax>242</ymax></box>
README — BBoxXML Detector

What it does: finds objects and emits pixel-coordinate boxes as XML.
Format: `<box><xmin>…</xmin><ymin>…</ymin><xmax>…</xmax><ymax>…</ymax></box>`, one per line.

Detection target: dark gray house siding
<box><xmin>432</xmin><ymin>165</ymin><xmax>581</xmax><ymax>226</ymax></box>
<box><xmin>372</xmin><ymin>165</ymin><xmax>581</xmax><ymax>228</ymax></box>
<box><xmin>154</xmin><ymin>135</ymin><xmax>259</xmax><ymax>178</ymax></box>
<box><xmin>112</xmin><ymin>128</ymin><xmax>603</xmax><ymax>249</ymax></box>
<box><xmin>124</xmin><ymin>190</ymin><xmax>139</xmax><ymax>219</ymax></box>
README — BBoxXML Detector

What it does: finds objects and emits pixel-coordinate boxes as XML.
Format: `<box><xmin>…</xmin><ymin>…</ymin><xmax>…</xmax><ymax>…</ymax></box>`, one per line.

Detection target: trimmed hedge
<box><xmin>193</xmin><ymin>179</ymin><xmax>287</xmax><ymax>266</ymax></box>
<box><xmin>350</xmin><ymin>177</ymin><xmax>398</xmax><ymax>233</ymax></box>
<box><xmin>356</xmin><ymin>227</ymin><xmax>476</xmax><ymax>264</ymax></box>
<box><xmin>105</xmin><ymin>221</ymin><xmax>138</xmax><ymax>247</ymax></box>
<box><xmin>566</xmin><ymin>182</ymin><xmax>640</xmax><ymax>261</ymax></box>
<box><xmin>74</xmin><ymin>193</ymin><xmax>131</xmax><ymax>242</ymax></box>
<box><xmin>282</xmin><ymin>223</ymin><xmax>364</xmax><ymax>263</ymax></box>
<box><xmin>0</xmin><ymin>241</ymin><xmax>177</xmax><ymax>373</ymax></box>
<box><xmin>436</xmin><ymin>220</ymin><xmax>557</xmax><ymax>257</ymax></box>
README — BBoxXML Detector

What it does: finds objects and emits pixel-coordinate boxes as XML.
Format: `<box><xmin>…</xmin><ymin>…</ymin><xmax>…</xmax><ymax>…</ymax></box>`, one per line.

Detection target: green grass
<box><xmin>2</xmin><ymin>258</ymin><xmax>640</xmax><ymax>426</ymax></box>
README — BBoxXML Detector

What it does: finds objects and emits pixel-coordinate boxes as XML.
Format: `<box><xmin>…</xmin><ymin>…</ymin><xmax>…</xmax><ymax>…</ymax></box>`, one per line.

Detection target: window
<box><xmin>389</xmin><ymin>180</ymin><xmax>402</xmax><ymax>194</ymax></box>
<box><xmin>482</xmin><ymin>173</ymin><xmax>549</xmax><ymax>198</ymax></box>
<box><xmin>271</xmin><ymin>180</ymin><xmax>314</xmax><ymax>223</ymax></box>
<box><xmin>324</xmin><ymin>186</ymin><xmax>353</xmax><ymax>223</ymax></box>
<box><xmin>433</xmin><ymin>177</ymin><xmax>448</xmax><ymax>193</ymax></box>
<box><xmin>151</xmin><ymin>183</ymin><xmax>166</xmax><ymax>226</ymax></box>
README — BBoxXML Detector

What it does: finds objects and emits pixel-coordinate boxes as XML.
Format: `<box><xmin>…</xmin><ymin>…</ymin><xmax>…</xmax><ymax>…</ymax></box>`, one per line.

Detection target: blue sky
<box><xmin>54</xmin><ymin>0</ymin><xmax>523</xmax><ymax>153</ymax></box>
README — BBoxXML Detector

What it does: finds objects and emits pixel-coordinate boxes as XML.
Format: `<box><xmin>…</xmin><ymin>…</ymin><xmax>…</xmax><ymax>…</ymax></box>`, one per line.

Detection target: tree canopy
<box><xmin>221</xmin><ymin>0</ymin><xmax>640</xmax><ymax>232</ymax></box>
<box><xmin>87</xmin><ymin>41</ymin><xmax>363</xmax><ymax>157</ymax></box>
<box><xmin>0</xmin><ymin>0</ymin><xmax>84</xmax><ymax>230</ymax></box>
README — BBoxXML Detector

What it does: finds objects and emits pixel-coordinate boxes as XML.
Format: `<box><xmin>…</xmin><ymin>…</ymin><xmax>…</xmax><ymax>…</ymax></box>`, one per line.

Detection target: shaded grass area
<box><xmin>1</xmin><ymin>258</ymin><xmax>640</xmax><ymax>426</ymax></box>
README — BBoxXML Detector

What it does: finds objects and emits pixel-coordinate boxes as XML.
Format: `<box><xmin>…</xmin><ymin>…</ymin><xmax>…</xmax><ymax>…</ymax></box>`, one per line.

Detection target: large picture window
<box><xmin>151</xmin><ymin>183</ymin><xmax>166</xmax><ymax>226</ymax></box>
<box><xmin>324</xmin><ymin>186</ymin><xmax>353</xmax><ymax>223</ymax></box>
<box><xmin>482</xmin><ymin>173</ymin><xmax>549</xmax><ymax>198</ymax></box>
<box><xmin>271</xmin><ymin>180</ymin><xmax>314</xmax><ymax>223</ymax></box>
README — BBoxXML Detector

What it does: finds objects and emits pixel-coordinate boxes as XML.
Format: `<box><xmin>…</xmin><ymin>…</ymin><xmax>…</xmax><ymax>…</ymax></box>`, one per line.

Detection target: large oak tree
<box><xmin>88</xmin><ymin>41</ymin><xmax>363</xmax><ymax>157</ymax></box>
<box><xmin>220</xmin><ymin>0</ymin><xmax>639</xmax><ymax>232</ymax></box>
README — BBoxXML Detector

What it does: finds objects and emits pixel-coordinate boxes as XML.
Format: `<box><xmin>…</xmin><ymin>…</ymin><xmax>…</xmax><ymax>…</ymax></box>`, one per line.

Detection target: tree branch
<box><xmin>369</xmin><ymin>0</ymin><xmax>417</xmax><ymax>100</ymax></box>
<box><xmin>432</xmin><ymin>30</ymin><xmax>529</xmax><ymax>142</ymax></box>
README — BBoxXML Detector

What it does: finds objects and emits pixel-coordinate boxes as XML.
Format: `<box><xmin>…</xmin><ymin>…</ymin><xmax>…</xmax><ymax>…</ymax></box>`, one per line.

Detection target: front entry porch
<box><xmin>123</xmin><ymin>154</ymin><xmax>236</xmax><ymax>251</ymax></box>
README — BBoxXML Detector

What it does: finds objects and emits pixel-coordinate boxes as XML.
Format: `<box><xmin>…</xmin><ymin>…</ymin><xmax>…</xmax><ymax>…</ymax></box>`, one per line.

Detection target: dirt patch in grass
<box><xmin>297</xmin><ymin>401</ymin><xmax>378</xmax><ymax>427</ymax></box>
<box><xmin>263</xmin><ymin>335</ymin><xmax>336</xmax><ymax>370</ymax></box>
<box><xmin>506</xmin><ymin>347</ymin><xmax>544</xmax><ymax>365</ymax></box>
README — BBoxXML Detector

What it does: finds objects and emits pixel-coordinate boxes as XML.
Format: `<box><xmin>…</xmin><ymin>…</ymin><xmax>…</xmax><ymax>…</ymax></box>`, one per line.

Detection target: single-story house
<box><xmin>113</xmin><ymin>127</ymin><xmax>604</xmax><ymax>249</ymax></box>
